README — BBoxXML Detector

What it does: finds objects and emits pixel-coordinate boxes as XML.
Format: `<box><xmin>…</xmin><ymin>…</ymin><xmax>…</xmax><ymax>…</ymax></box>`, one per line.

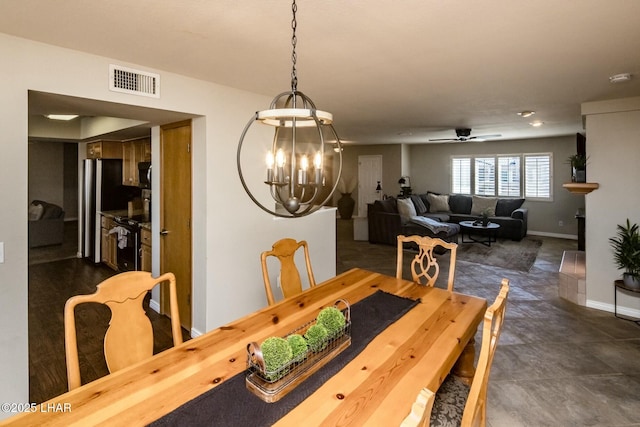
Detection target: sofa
<box><xmin>28</xmin><ymin>200</ymin><xmax>65</xmax><ymax>248</ymax></box>
<box><xmin>367</xmin><ymin>196</ymin><xmax>461</xmax><ymax>246</ymax></box>
<box><xmin>368</xmin><ymin>192</ymin><xmax>528</xmax><ymax>246</ymax></box>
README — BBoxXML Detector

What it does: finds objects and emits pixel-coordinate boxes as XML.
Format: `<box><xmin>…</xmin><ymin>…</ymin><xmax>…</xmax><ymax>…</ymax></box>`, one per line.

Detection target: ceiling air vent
<box><xmin>109</xmin><ymin>64</ymin><xmax>160</xmax><ymax>98</ymax></box>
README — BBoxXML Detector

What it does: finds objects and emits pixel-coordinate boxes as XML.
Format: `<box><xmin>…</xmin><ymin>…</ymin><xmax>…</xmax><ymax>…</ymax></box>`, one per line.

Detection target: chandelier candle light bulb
<box><xmin>299</xmin><ymin>155</ymin><xmax>309</xmax><ymax>185</ymax></box>
<box><xmin>266</xmin><ymin>151</ymin><xmax>275</xmax><ymax>182</ymax></box>
<box><xmin>275</xmin><ymin>149</ymin><xmax>286</xmax><ymax>183</ymax></box>
<box><xmin>314</xmin><ymin>152</ymin><xmax>322</xmax><ymax>184</ymax></box>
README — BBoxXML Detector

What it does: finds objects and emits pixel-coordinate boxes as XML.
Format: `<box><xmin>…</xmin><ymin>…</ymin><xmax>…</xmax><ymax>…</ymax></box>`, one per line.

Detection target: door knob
<box><xmin>160</xmin><ymin>229</ymin><xmax>170</xmax><ymax>236</ymax></box>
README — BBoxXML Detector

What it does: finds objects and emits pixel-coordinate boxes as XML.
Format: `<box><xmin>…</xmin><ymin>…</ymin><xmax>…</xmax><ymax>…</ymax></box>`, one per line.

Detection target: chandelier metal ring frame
<box><xmin>236</xmin><ymin>91</ymin><xmax>343</xmax><ymax>218</ymax></box>
<box><xmin>236</xmin><ymin>0</ymin><xmax>343</xmax><ymax>218</ymax></box>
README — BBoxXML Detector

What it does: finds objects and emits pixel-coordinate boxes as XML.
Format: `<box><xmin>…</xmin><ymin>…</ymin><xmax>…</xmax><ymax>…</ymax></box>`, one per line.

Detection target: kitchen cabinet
<box><xmin>123</xmin><ymin>137</ymin><xmax>151</xmax><ymax>186</ymax></box>
<box><xmin>101</xmin><ymin>215</ymin><xmax>118</xmax><ymax>270</ymax></box>
<box><xmin>140</xmin><ymin>227</ymin><xmax>151</xmax><ymax>272</ymax></box>
<box><xmin>87</xmin><ymin>140</ymin><xmax>123</xmax><ymax>159</ymax></box>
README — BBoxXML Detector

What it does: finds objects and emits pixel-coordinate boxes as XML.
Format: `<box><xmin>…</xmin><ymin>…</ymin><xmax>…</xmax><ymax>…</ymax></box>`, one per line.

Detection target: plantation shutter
<box><xmin>498</xmin><ymin>156</ymin><xmax>521</xmax><ymax>197</ymax></box>
<box><xmin>451</xmin><ymin>157</ymin><xmax>471</xmax><ymax>194</ymax></box>
<box><xmin>525</xmin><ymin>154</ymin><xmax>551</xmax><ymax>198</ymax></box>
<box><xmin>475</xmin><ymin>157</ymin><xmax>495</xmax><ymax>196</ymax></box>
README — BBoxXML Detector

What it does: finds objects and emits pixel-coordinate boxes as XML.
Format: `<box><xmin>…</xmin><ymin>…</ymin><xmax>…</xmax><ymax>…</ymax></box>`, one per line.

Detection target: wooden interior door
<box><xmin>160</xmin><ymin>120</ymin><xmax>192</xmax><ymax>331</ymax></box>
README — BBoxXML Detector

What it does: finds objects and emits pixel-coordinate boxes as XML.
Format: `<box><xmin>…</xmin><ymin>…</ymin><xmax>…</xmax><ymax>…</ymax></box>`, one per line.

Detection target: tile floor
<box><xmin>336</xmin><ymin>220</ymin><xmax>640</xmax><ymax>427</ymax></box>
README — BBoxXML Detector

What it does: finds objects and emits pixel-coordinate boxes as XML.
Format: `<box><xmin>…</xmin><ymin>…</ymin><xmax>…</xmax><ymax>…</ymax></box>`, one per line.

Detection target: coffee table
<box><xmin>459</xmin><ymin>220</ymin><xmax>501</xmax><ymax>247</ymax></box>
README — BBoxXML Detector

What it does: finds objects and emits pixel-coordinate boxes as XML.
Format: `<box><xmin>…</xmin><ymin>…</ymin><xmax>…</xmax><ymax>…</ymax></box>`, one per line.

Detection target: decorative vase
<box><xmin>481</xmin><ymin>217</ymin><xmax>489</xmax><ymax>227</ymax></box>
<box><xmin>623</xmin><ymin>273</ymin><xmax>640</xmax><ymax>290</ymax></box>
<box><xmin>337</xmin><ymin>193</ymin><xmax>355</xmax><ymax>220</ymax></box>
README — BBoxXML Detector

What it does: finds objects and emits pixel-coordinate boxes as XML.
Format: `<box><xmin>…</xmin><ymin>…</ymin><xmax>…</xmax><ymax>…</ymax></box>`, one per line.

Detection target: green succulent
<box><xmin>316</xmin><ymin>306</ymin><xmax>346</xmax><ymax>337</ymax></box>
<box><xmin>287</xmin><ymin>334</ymin><xmax>308</xmax><ymax>360</ymax></box>
<box><xmin>260</xmin><ymin>336</ymin><xmax>293</xmax><ymax>379</ymax></box>
<box><xmin>304</xmin><ymin>324</ymin><xmax>329</xmax><ymax>352</ymax></box>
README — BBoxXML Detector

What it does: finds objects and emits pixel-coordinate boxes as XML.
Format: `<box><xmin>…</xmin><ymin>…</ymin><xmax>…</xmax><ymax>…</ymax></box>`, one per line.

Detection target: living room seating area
<box><xmin>368</xmin><ymin>192</ymin><xmax>528</xmax><ymax>246</ymax></box>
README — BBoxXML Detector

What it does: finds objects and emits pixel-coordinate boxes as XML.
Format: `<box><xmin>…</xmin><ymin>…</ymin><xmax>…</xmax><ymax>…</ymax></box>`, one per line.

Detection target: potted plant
<box><xmin>609</xmin><ymin>219</ymin><xmax>640</xmax><ymax>289</ymax></box>
<box><xmin>567</xmin><ymin>154</ymin><xmax>588</xmax><ymax>183</ymax></box>
<box><xmin>480</xmin><ymin>207</ymin><xmax>492</xmax><ymax>226</ymax></box>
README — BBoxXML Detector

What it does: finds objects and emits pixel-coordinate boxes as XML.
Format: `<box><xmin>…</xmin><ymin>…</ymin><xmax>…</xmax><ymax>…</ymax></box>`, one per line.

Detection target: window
<box><xmin>475</xmin><ymin>157</ymin><xmax>495</xmax><ymax>196</ymax></box>
<box><xmin>498</xmin><ymin>156</ymin><xmax>521</xmax><ymax>197</ymax></box>
<box><xmin>524</xmin><ymin>154</ymin><xmax>552</xmax><ymax>199</ymax></box>
<box><xmin>451</xmin><ymin>157</ymin><xmax>471</xmax><ymax>194</ymax></box>
<box><xmin>451</xmin><ymin>153</ymin><xmax>552</xmax><ymax>200</ymax></box>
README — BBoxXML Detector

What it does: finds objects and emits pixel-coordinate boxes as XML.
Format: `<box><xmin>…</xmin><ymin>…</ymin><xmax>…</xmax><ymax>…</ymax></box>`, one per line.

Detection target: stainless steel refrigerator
<box><xmin>81</xmin><ymin>159</ymin><xmax>128</xmax><ymax>263</ymax></box>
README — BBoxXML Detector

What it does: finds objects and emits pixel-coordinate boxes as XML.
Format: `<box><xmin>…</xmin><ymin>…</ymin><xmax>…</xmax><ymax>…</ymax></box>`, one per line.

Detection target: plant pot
<box><xmin>623</xmin><ymin>273</ymin><xmax>640</xmax><ymax>289</ymax></box>
<box><xmin>573</xmin><ymin>168</ymin><xmax>586</xmax><ymax>183</ymax></box>
<box><xmin>481</xmin><ymin>217</ymin><xmax>489</xmax><ymax>227</ymax></box>
<box><xmin>337</xmin><ymin>193</ymin><xmax>355</xmax><ymax>220</ymax></box>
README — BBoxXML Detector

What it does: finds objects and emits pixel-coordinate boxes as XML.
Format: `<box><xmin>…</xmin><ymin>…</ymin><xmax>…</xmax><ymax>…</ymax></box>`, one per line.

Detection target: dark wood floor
<box><xmin>28</xmin><ymin>258</ymin><xmax>190</xmax><ymax>403</ymax></box>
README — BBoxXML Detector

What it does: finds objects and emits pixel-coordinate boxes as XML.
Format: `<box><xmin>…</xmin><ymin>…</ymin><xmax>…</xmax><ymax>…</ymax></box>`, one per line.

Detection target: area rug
<box><xmin>456</xmin><ymin>237</ymin><xmax>542</xmax><ymax>272</ymax></box>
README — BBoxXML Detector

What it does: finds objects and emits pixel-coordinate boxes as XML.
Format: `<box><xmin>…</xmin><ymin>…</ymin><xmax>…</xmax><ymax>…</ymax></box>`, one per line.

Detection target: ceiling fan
<box><xmin>428</xmin><ymin>128</ymin><xmax>502</xmax><ymax>142</ymax></box>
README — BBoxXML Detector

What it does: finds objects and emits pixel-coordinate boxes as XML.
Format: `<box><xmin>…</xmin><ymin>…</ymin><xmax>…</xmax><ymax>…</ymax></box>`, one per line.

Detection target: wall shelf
<box><xmin>563</xmin><ymin>182</ymin><xmax>599</xmax><ymax>194</ymax></box>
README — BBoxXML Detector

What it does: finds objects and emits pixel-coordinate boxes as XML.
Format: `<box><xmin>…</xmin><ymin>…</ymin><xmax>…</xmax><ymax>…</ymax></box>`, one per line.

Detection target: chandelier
<box><xmin>236</xmin><ymin>0</ymin><xmax>343</xmax><ymax>218</ymax></box>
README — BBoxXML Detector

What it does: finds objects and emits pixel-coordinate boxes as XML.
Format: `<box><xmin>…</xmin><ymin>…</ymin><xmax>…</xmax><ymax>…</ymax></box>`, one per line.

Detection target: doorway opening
<box><xmin>27</xmin><ymin>91</ymin><xmax>198</xmax><ymax>402</ymax></box>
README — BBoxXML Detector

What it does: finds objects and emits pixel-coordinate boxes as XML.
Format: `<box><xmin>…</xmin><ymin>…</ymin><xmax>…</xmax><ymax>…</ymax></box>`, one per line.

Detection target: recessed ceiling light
<box><xmin>609</xmin><ymin>73</ymin><xmax>632</xmax><ymax>83</ymax></box>
<box><xmin>397</xmin><ymin>131</ymin><xmax>413</xmax><ymax>136</ymax></box>
<box><xmin>45</xmin><ymin>114</ymin><xmax>79</xmax><ymax>121</ymax></box>
<box><xmin>517</xmin><ymin>111</ymin><xmax>536</xmax><ymax>118</ymax></box>
<box><xmin>529</xmin><ymin>120</ymin><xmax>544</xmax><ymax>127</ymax></box>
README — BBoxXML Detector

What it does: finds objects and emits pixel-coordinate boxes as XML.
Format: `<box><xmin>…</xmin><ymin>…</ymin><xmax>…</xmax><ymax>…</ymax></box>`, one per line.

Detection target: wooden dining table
<box><xmin>1</xmin><ymin>268</ymin><xmax>486</xmax><ymax>427</ymax></box>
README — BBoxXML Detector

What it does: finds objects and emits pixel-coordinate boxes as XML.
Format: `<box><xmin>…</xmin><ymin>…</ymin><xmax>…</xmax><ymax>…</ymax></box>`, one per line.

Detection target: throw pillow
<box><xmin>449</xmin><ymin>194</ymin><xmax>472</xmax><ymax>214</ymax></box>
<box><xmin>28</xmin><ymin>203</ymin><xmax>44</xmax><ymax>221</ymax></box>
<box><xmin>397</xmin><ymin>198</ymin><xmax>417</xmax><ymax>218</ymax></box>
<box><xmin>376</xmin><ymin>197</ymin><xmax>398</xmax><ymax>213</ymax></box>
<box><xmin>427</xmin><ymin>193</ymin><xmax>450</xmax><ymax>212</ymax></box>
<box><xmin>410</xmin><ymin>195</ymin><xmax>427</xmax><ymax>215</ymax></box>
<box><xmin>418</xmin><ymin>193</ymin><xmax>430</xmax><ymax>212</ymax></box>
<box><xmin>470</xmin><ymin>196</ymin><xmax>498</xmax><ymax>216</ymax></box>
<box><xmin>495</xmin><ymin>198</ymin><xmax>525</xmax><ymax>217</ymax></box>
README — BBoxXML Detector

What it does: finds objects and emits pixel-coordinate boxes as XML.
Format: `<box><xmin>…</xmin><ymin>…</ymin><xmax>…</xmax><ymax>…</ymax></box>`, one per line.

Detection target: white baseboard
<box><xmin>528</xmin><ymin>230</ymin><xmax>577</xmax><ymax>240</ymax></box>
<box><xmin>149</xmin><ymin>297</ymin><xmax>200</xmax><ymax>338</ymax></box>
<box><xmin>586</xmin><ymin>299</ymin><xmax>640</xmax><ymax>319</ymax></box>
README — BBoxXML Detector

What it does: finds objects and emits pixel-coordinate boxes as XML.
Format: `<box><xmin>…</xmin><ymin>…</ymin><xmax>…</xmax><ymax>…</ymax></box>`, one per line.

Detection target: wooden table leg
<box><xmin>452</xmin><ymin>337</ymin><xmax>476</xmax><ymax>385</ymax></box>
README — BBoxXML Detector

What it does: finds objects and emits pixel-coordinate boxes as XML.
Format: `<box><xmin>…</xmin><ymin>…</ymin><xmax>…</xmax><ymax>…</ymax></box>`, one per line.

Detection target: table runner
<box><xmin>150</xmin><ymin>290</ymin><xmax>420</xmax><ymax>427</ymax></box>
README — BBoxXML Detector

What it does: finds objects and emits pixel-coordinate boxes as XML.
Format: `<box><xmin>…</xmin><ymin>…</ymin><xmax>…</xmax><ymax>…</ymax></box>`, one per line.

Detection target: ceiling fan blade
<box><xmin>428</xmin><ymin>137</ymin><xmax>459</xmax><ymax>142</ymax></box>
<box><xmin>474</xmin><ymin>134</ymin><xmax>502</xmax><ymax>139</ymax></box>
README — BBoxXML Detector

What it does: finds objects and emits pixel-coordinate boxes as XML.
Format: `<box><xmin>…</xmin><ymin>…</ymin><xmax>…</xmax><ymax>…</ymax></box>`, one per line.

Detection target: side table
<box><xmin>614</xmin><ymin>279</ymin><xmax>640</xmax><ymax>324</ymax></box>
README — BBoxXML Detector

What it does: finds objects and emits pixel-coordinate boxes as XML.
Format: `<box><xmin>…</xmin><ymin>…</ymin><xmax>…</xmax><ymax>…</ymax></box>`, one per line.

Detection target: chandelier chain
<box><xmin>290</xmin><ymin>0</ymin><xmax>298</xmax><ymax>92</ymax></box>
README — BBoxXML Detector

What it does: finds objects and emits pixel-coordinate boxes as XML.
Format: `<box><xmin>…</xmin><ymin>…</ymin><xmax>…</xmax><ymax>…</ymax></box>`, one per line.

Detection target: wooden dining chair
<box><xmin>261</xmin><ymin>238</ymin><xmax>316</xmax><ymax>306</ymax></box>
<box><xmin>64</xmin><ymin>271</ymin><xmax>183</xmax><ymax>390</ymax></box>
<box><xmin>396</xmin><ymin>234</ymin><xmax>458</xmax><ymax>291</ymax></box>
<box><xmin>400</xmin><ymin>278</ymin><xmax>510</xmax><ymax>427</ymax></box>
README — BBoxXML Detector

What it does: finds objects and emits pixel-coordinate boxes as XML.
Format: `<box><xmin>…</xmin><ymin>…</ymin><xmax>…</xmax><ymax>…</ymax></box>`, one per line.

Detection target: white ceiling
<box><xmin>4</xmin><ymin>0</ymin><xmax>640</xmax><ymax>144</ymax></box>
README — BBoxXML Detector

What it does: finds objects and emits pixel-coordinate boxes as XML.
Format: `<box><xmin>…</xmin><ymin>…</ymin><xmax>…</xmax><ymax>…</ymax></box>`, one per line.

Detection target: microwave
<box><xmin>138</xmin><ymin>162</ymin><xmax>151</xmax><ymax>188</ymax></box>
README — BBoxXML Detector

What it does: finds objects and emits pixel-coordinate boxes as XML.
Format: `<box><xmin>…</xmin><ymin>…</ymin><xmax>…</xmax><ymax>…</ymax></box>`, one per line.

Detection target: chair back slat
<box><xmin>397</xmin><ymin>235</ymin><xmax>458</xmax><ymax>291</ymax></box>
<box><xmin>261</xmin><ymin>238</ymin><xmax>317</xmax><ymax>306</ymax></box>
<box><xmin>64</xmin><ymin>271</ymin><xmax>182</xmax><ymax>390</ymax></box>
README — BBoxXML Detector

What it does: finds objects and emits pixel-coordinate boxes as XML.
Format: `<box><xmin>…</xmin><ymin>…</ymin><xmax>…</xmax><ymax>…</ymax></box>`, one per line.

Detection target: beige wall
<box><xmin>407</xmin><ymin>136</ymin><xmax>584</xmax><ymax>237</ymax></box>
<box><xmin>582</xmin><ymin>97</ymin><xmax>640</xmax><ymax>317</ymax></box>
<box><xmin>0</xmin><ymin>33</ymin><xmax>337</xmax><ymax>412</ymax></box>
